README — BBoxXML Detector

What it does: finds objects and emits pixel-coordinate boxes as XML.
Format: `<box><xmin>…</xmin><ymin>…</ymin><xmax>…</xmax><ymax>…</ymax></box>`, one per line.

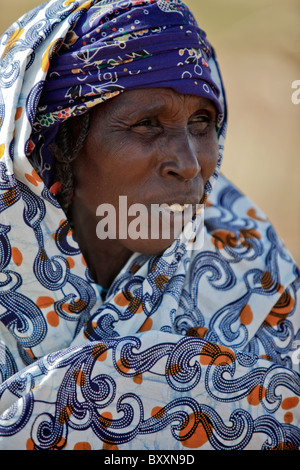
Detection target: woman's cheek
<box><xmin>204</xmin><ymin>137</ymin><xmax>219</xmax><ymax>178</ymax></box>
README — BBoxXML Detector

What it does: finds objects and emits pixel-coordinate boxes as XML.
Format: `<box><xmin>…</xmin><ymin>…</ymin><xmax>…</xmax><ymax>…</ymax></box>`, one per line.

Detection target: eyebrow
<box><xmin>125</xmin><ymin>100</ymin><xmax>167</xmax><ymax>120</ymax></box>
<box><xmin>123</xmin><ymin>97</ymin><xmax>216</xmax><ymax>121</ymax></box>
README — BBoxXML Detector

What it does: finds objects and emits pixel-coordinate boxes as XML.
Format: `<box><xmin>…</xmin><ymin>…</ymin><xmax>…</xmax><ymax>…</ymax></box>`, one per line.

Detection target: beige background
<box><xmin>1</xmin><ymin>0</ymin><xmax>299</xmax><ymax>264</ymax></box>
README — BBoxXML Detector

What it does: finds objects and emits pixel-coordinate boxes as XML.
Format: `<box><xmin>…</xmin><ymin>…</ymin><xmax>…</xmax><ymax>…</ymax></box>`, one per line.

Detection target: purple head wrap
<box><xmin>29</xmin><ymin>0</ymin><xmax>224</xmax><ymax>189</ymax></box>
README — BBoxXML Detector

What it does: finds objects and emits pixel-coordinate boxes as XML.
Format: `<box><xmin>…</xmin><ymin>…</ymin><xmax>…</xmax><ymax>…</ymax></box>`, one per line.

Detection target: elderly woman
<box><xmin>0</xmin><ymin>0</ymin><xmax>299</xmax><ymax>450</ymax></box>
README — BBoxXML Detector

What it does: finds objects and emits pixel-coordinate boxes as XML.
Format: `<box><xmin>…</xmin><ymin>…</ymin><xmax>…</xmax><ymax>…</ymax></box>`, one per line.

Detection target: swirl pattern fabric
<box><xmin>0</xmin><ymin>0</ymin><xmax>299</xmax><ymax>450</ymax></box>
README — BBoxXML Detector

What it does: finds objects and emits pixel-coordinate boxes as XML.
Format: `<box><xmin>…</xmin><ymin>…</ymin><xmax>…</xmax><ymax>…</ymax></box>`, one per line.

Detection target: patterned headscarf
<box><xmin>0</xmin><ymin>0</ymin><xmax>299</xmax><ymax>451</ymax></box>
<box><xmin>27</xmin><ymin>0</ymin><xmax>224</xmax><ymax>189</ymax></box>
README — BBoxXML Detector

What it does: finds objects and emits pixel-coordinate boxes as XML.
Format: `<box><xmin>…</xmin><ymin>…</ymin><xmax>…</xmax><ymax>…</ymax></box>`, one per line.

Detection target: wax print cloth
<box><xmin>0</xmin><ymin>0</ymin><xmax>299</xmax><ymax>450</ymax></box>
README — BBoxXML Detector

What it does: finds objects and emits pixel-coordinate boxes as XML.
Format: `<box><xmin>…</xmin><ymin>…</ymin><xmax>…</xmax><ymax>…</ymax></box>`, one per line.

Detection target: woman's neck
<box><xmin>70</xmin><ymin>201</ymin><xmax>133</xmax><ymax>289</ymax></box>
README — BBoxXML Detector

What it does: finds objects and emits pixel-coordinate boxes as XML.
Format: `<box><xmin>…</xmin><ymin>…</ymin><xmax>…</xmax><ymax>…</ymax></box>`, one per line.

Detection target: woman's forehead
<box><xmin>91</xmin><ymin>87</ymin><xmax>217</xmax><ymax>118</ymax></box>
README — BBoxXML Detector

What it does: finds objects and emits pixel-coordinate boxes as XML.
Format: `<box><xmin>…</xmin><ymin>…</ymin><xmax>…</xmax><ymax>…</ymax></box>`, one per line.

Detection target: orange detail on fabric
<box><xmin>129</xmin><ymin>263</ymin><xmax>141</xmax><ymax>274</ymax></box>
<box><xmin>68</xmin><ymin>298</ymin><xmax>87</xmax><ymax>313</ymax></box>
<box><xmin>261</xmin><ymin>271</ymin><xmax>273</xmax><ymax>290</ymax></box>
<box><xmin>11</xmin><ymin>247</ymin><xmax>23</xmax><ymax>266</ymax></box>
<box><xmin>128</xmin><ymin>297</ymin><xmax>143</xmax><ymax>314</ymax></box>
<box><xmin>25</xmin><ymin>348</ymin><xmax>36</xmax><ymax>360</ymax></box>
<box><xmin>270</xmin><ymin>442</ymin><xmax>298</xmax><ymax>451</ymax></box>
<box><xmin>100</xmin><ymin>412</ymin><xmax>113</xmax><ymax>429</ymax></box>
<box><xmin>260</xmin><ymin>354</ymin><xmax>272</xmax><ymax>362</ymax></box>
<box><xmin>42</xmin><ymin>39</ymin><xmax>63</xmax><ymax>73</ymax></box>
<box><xmin>268</xmin><ymin>291</ymin><xmax>295</xmax><ymax>324</ymax></box>
<box><xmin>247</xmin><ymin>208</ymin><xmax>267</xmax><ymax>222</ymax></box>
<box><xmin>276</xmin><ymin>284</ymin><xmax>284</xmax><ymax>294</ymax></box>
<box><xmin>239</xmin><ymin>304</ymin><xmax>253</xmax><ymax>326</ymax></box>
<box><xmin>0</xmin><ymin>144</ymin><xmax>5</xmax><ymax>158</ymax></box>
<box><xmin>240</xmin><ymin>228</ymin><xmax>261</xmax><ymax>249</ymax></box>
<box><xmin>61</xmin><ymin>299</ymin><xmax>87</xmax><ymax>314</ymax></box>
<box><xmin>26</xmin><ymin>139</ymin><xmax>35</xmax><ymax>155</ymax></box>
<box><xmin>186</xmin><ymin>327</ymin><xmax>208</xmax><ymax>338</ymax></box>
<box><xmin>49</xmin><ymin>436</ymin><xmax>67</xmax><ymax>450</ymax></box>
<box><xmin>247</xmin><ymin>385</ymin><xmax>266</xmax><ymax>406</ymax></box>
<box><xmin>83</xmin><ymin>322</ymin><xmax>98</xmax><ymax>340</ymax></box>
<box><xmin>284</xmin><ymin>412</ymin><xmax>293</xmax><ymax>424</ymax></box>
<box><xmin>281</xmin><ymin>397</ymin><xmax>299</xmax><ymax>410</ymax></box>
<box><xmin>116</xmin><ymin>358</ymin><xmax>130</xmax><ymax>373</ymax></box>
<box><xmin>135</xmin><ymin>302</ymin><xmax>143</xmax><ymax>314</ymax></box>
<box><xmin>102</xmin><ymin>442</ymin><xmax>118</xmax><ymax>450</ymax></box>
<box><xmin>240</xmin><ymin>228</ymin><xmax>261</xmax><ymax>240</ymax></box>
<box><xmin>26</xmin><ymin>438</ymin><xmax>36</xmax><ymax>450</ymax></box>
<box><xmin>58</xmin><ymin>404</ymin><xmax>74</xmax><ymax>424</ymax></box>
<box><xmin>154</xmin><ymin>274</ymin><xmax>169</xmax><ymax>290</ymax></box>
<box><xmin>72</xmin><ymin>1</ymin><xmax>93</xmax><ymax>16</ymax></box>
<box><xmin>1</xmin><ymin>28</ymin><xmax>24</xmax><ymax>59</ymax></box>
<box><xmin>133</xmin><ymin>373</ymin><xmax>143</xmax><ymax>384</ymax></box>
<box><xmin>139</xmin><ymin>317</ymin><xmax>153</xmax><ymax>332</ymax></box>
<box><xmin>25</xmin><ymin>173</ymin><xmax>38</xmax><ymax>186</ymax></box>
<box><xmin>73</xmin><ymin>442</ymin><xmax>92</xmax><ymax>450</ymax></box>
<box><xmin>166</xmin><ymin>363</ymin><xmax>182</xmax><ymax>376</ymax></box>
<box><xmin>151</xmin><ymin>262</ymin><xmax>158</xmax><ymax>272</ymax></box>
<box><xmin>3</xmin><ymin>187</ymin><xmax>17</xmax><ymax>206</ymax></box>
<box><xmin>199</xmin><ymin>342</ymin><xmax>236</xmax><ymax>366</ymax></box>
<box><xmin>151</xmin><ymin>406</ymin><xmax>165</xmax><ymax>419</ymax></box>
<box><xmin>61</xmin><ymin>302</ymin><xmax>72</xmax><ymax>313</ymax></box>
<box><xmin>47</xmin><ymin>310</ymin><xmax>60</xmax><ymax>327</ymax></box>
<box><xmin>91</xmin><ymin>343</ymin><xmax>108</xmax><ymax>361</ymax></box>
<box><xmin>114</xmin><ymin>291</ymin><xmax>132</xmax><ymax>306</ymax></box>
<box><xmin>264</xmin><ymin>314</ymin><xmax>280</xmax><ymax>328</ymax></box>
<box><xmin>212</xmin><ymin>230</ymin><xmax>238</xmax><ymax>249</ymax></box>
<box><xmin>180</xmin><ymin>412</ymin><xmax>213</xmax><ymax>449</ymax></box>
<box><xmin>39</xmin><ymin>249</ymin><xmax>48</xmax><ymax>261</ymax></box>
<box><xmin>73</xmin><ymin>369</ymin><xmax>86</xmax><ymax>387</ymax></box>
<box><xmin>36</xmin><ymin>296</ymin><xmax>54</xmax><ymax>309</ymax></box>
<box><xmin>66</xmin><ymin>256</ymin><xmax>75</xmax><ymax>268</ymax></box>
<box><xmin>49</xmin><ymin>181</ymin><xmax>62</xmax><ymax>196</ymax></box>
<box><xmin>265</xmin><ymin>292</ymin><xmax>294</xmax><ymax>326</ymax></box>
<box><xmin>31</xmin><ymin>169</ymin><xmax>42</xmax><ymax>182</ymax></box>
<box><xmin>15</xmin><ymin>107</ymin><xmax>22</xmax><ymax>120</ymax></box>
<box><xmin>260</xmin><ymin>273</ymin><xmax>283</xmax><ymax>294</ymax></box>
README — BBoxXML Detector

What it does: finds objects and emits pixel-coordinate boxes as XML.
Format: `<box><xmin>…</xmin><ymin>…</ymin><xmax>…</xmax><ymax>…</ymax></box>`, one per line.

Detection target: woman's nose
<box><xmin>159</xmin><ymin>133</ymin><xmax>201</xmax><ymax>181</ymax></box>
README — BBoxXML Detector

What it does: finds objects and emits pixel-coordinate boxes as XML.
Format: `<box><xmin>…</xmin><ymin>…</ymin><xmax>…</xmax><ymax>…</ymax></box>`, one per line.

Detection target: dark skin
<box><xmin>71</xmin><ymin>87</ymin><xmax>219</xmax><ymax>288</ymax></box>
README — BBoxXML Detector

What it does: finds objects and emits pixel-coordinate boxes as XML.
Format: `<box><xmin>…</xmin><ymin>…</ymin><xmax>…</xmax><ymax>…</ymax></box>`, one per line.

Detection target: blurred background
<box><xmin>0</xmin><ymin>0</ymin><xmax>299</xmax><ymax>264</ymax></box>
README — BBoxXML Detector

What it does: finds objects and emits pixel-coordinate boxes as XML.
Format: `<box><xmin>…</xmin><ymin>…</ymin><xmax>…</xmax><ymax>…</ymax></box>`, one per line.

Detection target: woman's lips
<box><xmin>149</xmin><ymin>202</ymin><xmax>197</xmax><ymax>226</ymax></box>
<box><xmin>144</xmin><ymin>200</ymin><xmax>200</xmax><ymax>221</ymax></box>
<box><xmin>148</xmin><ymin>195</ymin><xmax>201</xmax><ymax>207</ymax></box>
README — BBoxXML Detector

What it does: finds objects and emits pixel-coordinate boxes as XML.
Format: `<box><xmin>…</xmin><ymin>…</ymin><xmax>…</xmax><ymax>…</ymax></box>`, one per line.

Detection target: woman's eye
<box><xmin>132</xmin><ymin>118</ymin><xmax>153</xmax><ymax>128</ymax></box>
<box><xmin>188</xmin><ymin>114</ymin><xmax>212</xmax><ymax>134</ymax></box>
<box><xmin>131</xmin><ymin>118</ymin><xmax>161</xmax><ymax>135</ymax></box>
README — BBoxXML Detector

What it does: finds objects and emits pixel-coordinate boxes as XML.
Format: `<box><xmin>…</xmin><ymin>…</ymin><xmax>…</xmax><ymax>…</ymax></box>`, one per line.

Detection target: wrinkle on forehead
<box><xmin>91</xmin><ymin>87</ymin><xmax>217</xmax><ymax>126</ymax></box>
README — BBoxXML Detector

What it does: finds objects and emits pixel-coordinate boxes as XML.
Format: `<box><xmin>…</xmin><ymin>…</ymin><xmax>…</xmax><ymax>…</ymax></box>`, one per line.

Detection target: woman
<box><xmin>0</xmin><ymin>0</ymin><xmax>299</xmax><ymax>450</ymax></box>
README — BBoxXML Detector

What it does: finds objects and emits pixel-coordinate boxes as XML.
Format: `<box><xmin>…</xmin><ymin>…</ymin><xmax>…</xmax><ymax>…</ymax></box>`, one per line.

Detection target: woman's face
<box><xmin>71</xmin><ymin>87</ymin><xmax>219</xmax><ymax>255</ymax></box>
